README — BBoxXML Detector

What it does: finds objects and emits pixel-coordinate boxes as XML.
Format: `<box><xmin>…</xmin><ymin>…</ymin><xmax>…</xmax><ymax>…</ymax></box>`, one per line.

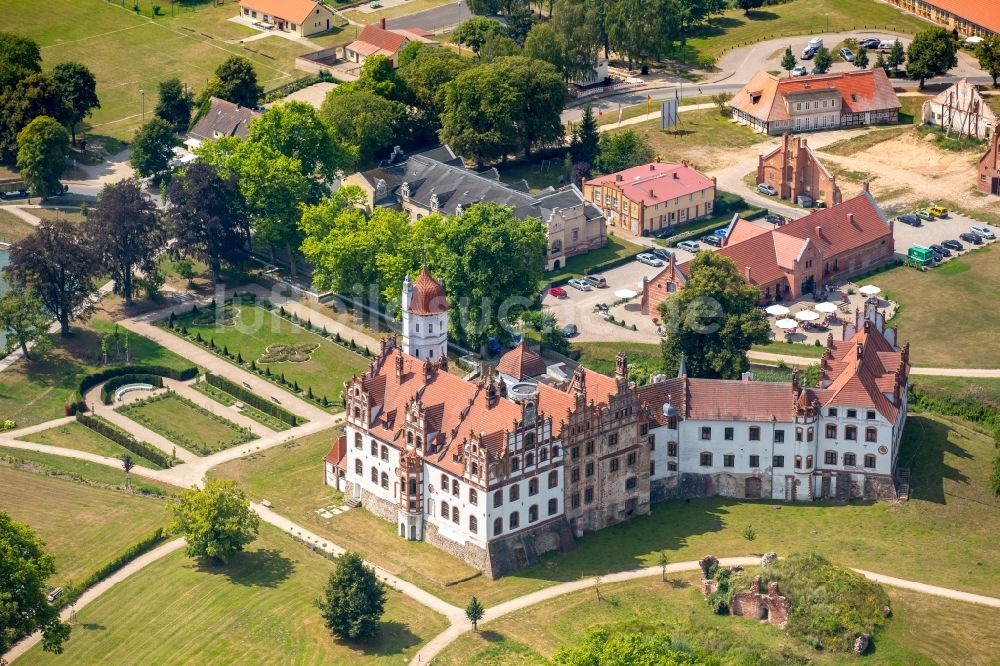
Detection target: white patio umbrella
<box><xmin>795</xmin><ymin>310</ymin><xmax>820</xmax><ymax>321</ymax></box>
<box><xmin>615</xmin><ymin>289</ymin><xmax>638</xmax><ymax>299</ymax></box>
<box><xmin>965</xmin><ymin>35</ymin><xmax>984</xmax><ymax>45</ymax></box>
<box><xmin>765</xmin><ymin>304</ymin><xmax>790</xmax><ymax>316</ymax></box>
<box><xmin>775</xmin><ymin>318</ymin><xmax>798</xmax><ymax>330</ymax></box>
<box><xmin>814</xmin><ymin>302</ymin><xmax>838</xmax><ymax>313</ymax></box>
<box><xmin>858</xmin><ymin>284</ymin><xmax>882</xmax><ymax>296</ymax></box>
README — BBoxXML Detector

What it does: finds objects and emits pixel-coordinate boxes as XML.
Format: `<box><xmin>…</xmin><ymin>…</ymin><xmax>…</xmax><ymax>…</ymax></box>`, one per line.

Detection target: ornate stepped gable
<box><xmin>344</xmin><ymin>337</ymin><xmax>549</xmax><ymax>481</ymax></box>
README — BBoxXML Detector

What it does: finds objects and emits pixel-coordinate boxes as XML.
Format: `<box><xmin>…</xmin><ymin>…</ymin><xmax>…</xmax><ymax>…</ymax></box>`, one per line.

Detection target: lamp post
<box><xmin>140</xmin><ymin>88</ymin><xmax>145</xmax><ymax>122</ymax></box>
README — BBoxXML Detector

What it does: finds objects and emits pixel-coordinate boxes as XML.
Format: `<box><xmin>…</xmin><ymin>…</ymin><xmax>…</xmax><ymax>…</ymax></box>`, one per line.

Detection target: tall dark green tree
<box><xmin>320</xmin><ymin>89</ymin><xmax>407</xmax><ymax>165</ymax></box>
<box><xmin>15</xmin><ymin>115</ymin><xmax>69</xmax><ymax>198</ymax></box>
<box><xmin>5</xmin><ymin>218</ymin><xmax>96</xmax><ymax>336</ymax></box>
<box><xmin>0</xmin><ymin>289</ymin><xmax>51</xmax><ymax>360</ymax></box>
<box><xmin>320</xmin><ymin>552</ymin><xmax>387</xmax><ymax>640</ymax></box>
<box><xmin>781</xmin><ymin>46</ymin><xmax>797</xmax><ymax>75</ymax></box>
<box><xmin>466</xmin><ymin>596</ymin><xmax>485</xmax><ymax>632</ymax></box>
<box><xmin>570</xmin><ymin>104</ymin><xmax>600</xmax><ymax>165</ymax></box>
<box><xmin>169</xmin><ymin>479</ymin><xmax>259</xmax><ymax>564</ymax></box>
<box><xmin>203</xmin><ymin>56</ymin><xmax>262</xmax><ymax>107</ymax></box>
<box><xmin>658</xmin><ymin>252</ymin><xmax>770</xmax><ymax>379</ymax></box>
<box><xmin>0</xmin><ymin>512</ymin><xmax>71</xmax><ymax>655</ymax></box>
<box><xmin>246</xmin><ymin>100</ymin><xmax>353</xmax><ymax>180</ymax></box>
<box><xmin>166</xmin><ymin>161</ymin><xmax>250</xmax><ymax>281</ymax></box>
<box><xmin>129</xmin><ymin>117</ymin><xmax>177</xmax><ymax>182</ymax></box>
<box><xmin>50</xmin><ymin>61</ymin><xmax>100</xmax><ymax>145</ymax></box>
<box><xmin>595</xmin><ymin>129</ymin><xmax>654</xmax><ymax>174</ymax></box>
<box><xmin>155</xmin><ymin>78</ymin><xmax>194</xmax><ymax>131</ymax></box>
<box><xmin>0</xmin><ymin>73</ymin><xmax>71</xmax><ymax>159</ymax></box>
<box><xmin>975</xmin><ymin>36</ymin><xmax>1000</xmax><ymax>87</ymax></box>
<box><xmin>906</xmin><ymin>27</ymin><xmax>958</xmax><ymax>88</ymax></box>
<box><xmin>814</xmin><ymin>47</ymin><xmax>833</xmax><ymax>74</ymax></box>
<box><xmin>738</xmin><ymin>0</ymin><xmax>764</xmax><ymax>14</ymax></box>
<box><xmin>0</xmin><ymin>32</ymin><xmax>42</xmax><ymax>91</ymax></box>
<box><xmin>888</xmin><ymin>39</ymin><xmax>906</xmax><ymax>73</ymax></box>
<box><xmin>854</xmin><ymin>45</ymin><xmax>870</xmax><ymax>69</ymax></box>
<box><xmin>84</xmin><ymin>178</ymin><xmax>165</xmax><ymax>306</ymax></box>
<box><xmin>453</xmin><ymin>17</ymin><xmax>506</xmax><ymax>58</ymax></box>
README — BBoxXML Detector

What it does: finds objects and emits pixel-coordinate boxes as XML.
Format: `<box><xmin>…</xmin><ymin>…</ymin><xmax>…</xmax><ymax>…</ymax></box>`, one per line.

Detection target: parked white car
<box><xmin>568</xmin><ymin>278</ymin><xmax>593</xmax><ymax>291</ymax></box>
<box><xmin>636</xmin><ymin>253</ymin><xmax>664</xmax><ymax>267</ymax></box>
<box><xmin>676</xmin><ymin>240</ymin><xmax>701</xmax><ymax>252</ymax></box>
<box><xmin>971</xmin><ymin>225</ymin><xmax>996</xmax><ymax>240</ymax></box>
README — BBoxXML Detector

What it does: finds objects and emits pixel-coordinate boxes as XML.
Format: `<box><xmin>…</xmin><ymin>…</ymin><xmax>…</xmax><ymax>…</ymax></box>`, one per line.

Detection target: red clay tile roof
<box><xmin>350</xmin><ymin>24</ymin><xmax>408</xmax><ymax>55</ymax></box>
<box><xmin>776</xmin><ymin>192</ymin><xmax>891</xmax><ymax>256</ymax></box>
<box><xmin>585</xmin><ymin>162</ymin><xmax>715</xmax><ymax>206</ymax></box>
<box><xmin>239</xmin><ymin>0</ymin><xmax>323</xmax><ymax>24</ymax></box>
<box><xmin>730</xmin><ymin>69</ymin><xmax>900</xmax><ymax>124</ymax></box>
<box><xmin>407</xmin><ymin>266</ymin><xmax>449</xmax><ymax>315</ymax></box>
<box><xmin>820</xmin><ymin>320</ymin><xmax>907</xmax><ymax>421</ymax></box>
<box><xmin>685</xmin><ymin>378</ymin><xmax>799</xmax><ymax>422</ymax></box>
<box><xmin>325</xmin><ymin>435</ymin><xmax>348</xmax><ymax>470</ymax></box>
<box><xmin>923</xmin><ymin>0</ymin><xmax>1000</xmax><ymax>33</ymax></box>
<box><xmin>635</xmin><ymin>377</ymin><xmax>686</xmax><ymax>426</ymax></box>
<box><xmin>497</xmin><ymin>340</ymin><xmax>547</xmax><ymax>381</ymax></box>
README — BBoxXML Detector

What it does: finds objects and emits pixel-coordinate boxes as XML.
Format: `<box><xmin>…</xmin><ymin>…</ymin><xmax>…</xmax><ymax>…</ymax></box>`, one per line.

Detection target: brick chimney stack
<box><xmin>814</xmin><ymin>225</ymin><xmax>822</xmax><ymax>241</ymax></box>
<box><xmin>862</xmin><ymin>180</ymin><xmax>870</xmax><ymax>193</ymax></box>
<box><xmin>380</xmin><ymin>16</ymin><xmax>386</xmax><ymax>29</ymax></box>
<box><xmin>745</xmin><ymin>266</ymin><xmax>752</xmax><ymax>282</ymax></box>
<box><xmin>848</xmin><ymin>212</ymin><xmax>856</xmax><ymax>226</ymax></box>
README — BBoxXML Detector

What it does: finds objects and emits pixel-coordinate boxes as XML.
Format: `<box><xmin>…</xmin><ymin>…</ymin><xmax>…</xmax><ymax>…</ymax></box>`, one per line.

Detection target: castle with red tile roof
<box><xmin>730</xmin><ymin>69</ymin><xmax>900</xmax><ymax>135</ymax></box>
<box><xmin>324</xmin><ymin>269</ymin><xmax>909</xmax><ymax>577</ymax></box>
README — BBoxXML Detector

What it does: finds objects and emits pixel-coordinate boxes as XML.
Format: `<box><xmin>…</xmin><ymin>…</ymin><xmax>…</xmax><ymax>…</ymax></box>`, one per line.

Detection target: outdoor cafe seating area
<box><xmin>765</xmin><ymin>284</ymin><xmax>892</xmax><ymax>344</ymax></box>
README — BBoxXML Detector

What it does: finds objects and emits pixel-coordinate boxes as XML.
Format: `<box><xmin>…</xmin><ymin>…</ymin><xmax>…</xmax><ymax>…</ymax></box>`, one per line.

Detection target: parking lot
<box><xmin>889</xmin><ymin>210</ymin><xmax>997</xmax><ymax>261</ymax></box>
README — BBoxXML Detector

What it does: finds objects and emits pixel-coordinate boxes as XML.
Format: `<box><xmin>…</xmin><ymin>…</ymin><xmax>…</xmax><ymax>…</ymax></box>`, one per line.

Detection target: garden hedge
<box><xmin>66</xmin><ymin>363</ymin><xmax>198</xmax><ymax>414</ymax></box>
<box><xmin>75</xmin><ymin>413</ymin><xmax>173</xmax><ymax>468</ymax></box>
<box><xmin>100</xmin><ymin>374</ymin><xmax>165</xmax><ymax>405</ymax></box>
<box><xmin>204</xmin><ymin>373</ymin><xmax>299</xmax><ymax>426</ymax></box>
<box><xmin>62</xmin><ymin>528</ymin><xmax>167</xmax><ymax>607</ymax></box>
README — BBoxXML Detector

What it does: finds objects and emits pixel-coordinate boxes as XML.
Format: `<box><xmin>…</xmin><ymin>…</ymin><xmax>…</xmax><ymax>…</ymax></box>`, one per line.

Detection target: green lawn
<box><xmin>0</xmin><ymin>314</ymin><xmax>196</xmax><ymax>428</ymax></box>
<box><xmin>0</xmin><ymin>209</ymin><xmax>36</xmax><ymax>244</ymax></box>
<box><xmin>0</xmin><ymin>445</ymin><xmax>182</xmax><ymax>496</ymax></box>
<box><xmin>191</xmin><ymin>380</ymin><xmax>292</xmax><ymax>432</ymax></box>
<box><xmin>118</xmin><ymin>391</ymin><xmax>256</xmax><ymax>456</ymax></box>
<box><xmin>621</xmin><ymin>109</ymin><xmax>766</xmax><ymax>171</ymax></box>
<box><xmin>683</xmin><ymin>0</ymin><xmax>931</xmax><ymax>62</ymax></box>
<box><xmin>751</xmin><ymin>340</ymin><xmax>827</xmax><ymax>359</ymax></box>
<box><xmin>28</xmin><ymin>207</ymin><xmax>86</xmax><ymax>224</ymax></box>
<box><xmin>20</xmin><ymin>420</ymin><xmax>166</xmax><ymax>468</ymax></box>
<box><xmin>869</xmin><ymin>246</ymin><xmax>1000</xmax><ymax>367</ymax></box>
<box><xmin>10</xmin><ymin>0</ymin><xmax>303</xmax><ymax>141</ymax></box>
<box><xmin>166</xmin><ymin>304</ymin><xmax>370</xmax><ymax>405</ymax></box>
<box><xmin>436</xmin><ymin>574</ymin><xmax>1000</xmax><ymax>666</ymax></box>
<box><xmin>21</xmin><ymin>524</ymin><xmax>449</xmax><ymax>665</ymax></box>
<box><xmin>544</xmin><ymin>234</ymin><xmax>645</xmax><ymax>283</ymax></box>
<box><xmin>0</xmin><ymin>466</ymin><xmax>169</xmax><ymax>586</ymax></box>
<box><xmin>343</xmin><ymin>0</ymin><xmax>455</xmax><ymax>24</ymax></box>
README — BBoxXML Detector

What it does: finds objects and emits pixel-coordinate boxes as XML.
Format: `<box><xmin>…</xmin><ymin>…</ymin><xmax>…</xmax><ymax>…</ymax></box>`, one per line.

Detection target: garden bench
<box><xmin>114</xmin><ymin>383</ymin><xmax>155</xmax><ymax>402</ymax></box>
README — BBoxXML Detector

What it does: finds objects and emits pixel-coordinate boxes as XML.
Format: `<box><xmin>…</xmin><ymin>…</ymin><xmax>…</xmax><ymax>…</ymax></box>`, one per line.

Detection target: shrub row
<box><xmin>76</xmin><ymin>413</ymin><xmax>174</xmax><ymax>468</ymax></box>
<box><xmin>204</xmin><ymin>373</ymin><xmax>299</xmax><ymax>426</ymax></box>
<box><xmin>66</xmin><ymin>363</ymin><xmax>198</xmax><ymax>415</ymax></box>
<box><xmin>100</xmin><ymin>374</ymin><xmax>165</xmax><ymax>405</ymax></box>
<box><xmin>61</xmin><ymin>528</ymin><xmax>168</xmax><ymax>607</ymax></box>
<box><xmin>119</xmin><ymin>390</ymin><xmax>257</xmax><ymax>455</ymax></box>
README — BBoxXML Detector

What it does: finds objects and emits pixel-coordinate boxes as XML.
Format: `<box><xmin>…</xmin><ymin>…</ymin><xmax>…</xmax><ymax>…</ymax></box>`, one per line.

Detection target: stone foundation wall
<box><xmin>423</xmin><ymin>522</ymin><xmax>490</xmax><ymax>573</ymax></box>
<box><xmin>485</xmin><ymin>517</ymin><xmax>576</xmax><ymax>579</ymax></box>
<box><xmin>360</xmin><ymin>488</ymin><xmax>398</xmax><ymax>522</ymax></box>
<box><xmin>863</xmin><ymin>473</ymin><xmax>898</xmax><ymax>500</ymax></box>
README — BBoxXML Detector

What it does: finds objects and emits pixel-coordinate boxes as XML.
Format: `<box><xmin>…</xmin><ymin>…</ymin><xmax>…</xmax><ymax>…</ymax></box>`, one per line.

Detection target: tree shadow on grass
<box><xmin>79</xmin><ymin>623</ymin><xmax>106</xmax><ymax>631</ymax></box>
<box><xmin>745</xmin><ymin>10</ymin><xmax>780</xmax><ymax>21</ymax></box>
<box><xmin>196</xmin><ymin>548</ymin><xmax>295</xmax><ymax>588</ymax></box>
<box><xmin>479</xmin><ymin>629</ymin><xmax>504</xmax><ymax>643</ymax></box>
<box><xmin>340</xmin><ymin>620</ymin><xmax>421</xmax><ymax>656</ymax></box>
<box><xmin>899</xmin><ymin>414</ymin><xmax>972</xmax><ymax>504</ymax></box>
<box><xmin>688</xmin><ymin>16</ymin><xmax>744</xmax><ymax>40</ymax></box>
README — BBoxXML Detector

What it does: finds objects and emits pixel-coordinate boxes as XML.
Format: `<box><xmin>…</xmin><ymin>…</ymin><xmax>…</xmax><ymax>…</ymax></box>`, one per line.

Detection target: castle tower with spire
<box><xmin>401</xmin><ymin>266</ymin><xmax>450</xmax><ymax>361</ymax></box>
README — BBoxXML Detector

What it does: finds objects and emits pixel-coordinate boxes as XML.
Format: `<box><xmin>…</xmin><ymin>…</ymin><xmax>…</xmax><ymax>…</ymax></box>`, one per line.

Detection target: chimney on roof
<box><xmin>848</xmin><ymin>212</ymin><xmax>856</xmax><ymax>226</ymax></box>
<box><xmin>745</xmin><ymin>266</ymin><xmax>752</xmax><ymax>282</ymax></box>
<box><xmin>649</xmin><ymin>164</ymin><xmax>655</xmax><ymax>171</ymax></box>
<box><xmin>649</xmin><ymin>188</ymin><xmax>655</xmax><ymax>198</ymax></box>
<box><xmin>672</xmin><ymin>172</ymin><xmax>679</xmax><ymax>179</ymax></box>
<box><xmin>862</xmin><ymin>180</ymin><xmax>870</xmax><ymax>193</ymax></box>
<box><xmin>814</xmin><ymin>225</ymin><xmax>822</xmax><ymax>241</ymax></box>
<box><xmin>615</xmin><ymin>174</ymin><xmax>623</xmax><ymax>182</ymax></box>
<box><xmin>396</xmin><ymin>351</ymin><xmax>404</xmax><ymax>380</ymax></box>
<box><xmin>380</xmin><ymin>17</ymin><xmax>386</xmax><ymax>29</ymax></box>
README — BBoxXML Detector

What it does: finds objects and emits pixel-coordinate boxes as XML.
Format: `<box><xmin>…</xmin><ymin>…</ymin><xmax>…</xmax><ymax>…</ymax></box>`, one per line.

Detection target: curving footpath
<box><xmin>3</xmin><ymin>538</ymin><xmax>186</xmax><ymax>663</ymax></box>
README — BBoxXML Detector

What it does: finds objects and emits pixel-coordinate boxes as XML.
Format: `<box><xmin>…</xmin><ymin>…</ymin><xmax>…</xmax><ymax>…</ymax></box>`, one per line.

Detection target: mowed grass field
<box><xmin>622</xmin><ymin>109</ymin><xmax>767</xmax><ymax>171</ymax></box>
<box><xmin>167</xmin><ymin>304</ymin><xmax>370</xmax><ymax>404</ymax></box>
<box><xmin>0</xmin><ymin>466</ymin><xmax>169</xmax><ymax>585</ymax></box>
<box><xmin>12</xmin><ymin>0</ymin><xmax>303</xmax><ymax>141</ymax></box>
<box><xmin>0</xmin><ymin>209</ymin><xmax>37</xmax><ymax>244</ymax></box>
<box><xmin>435</xmin><ymin>574</ymin><xmax>1000</xmax><ymax>666</ymax></box>
<box><xmin>20</xmin><ymin>524</ymin><xmax>449</xmax><ymax>665</ymax></box>
<box><xmin>211</xmin><ymin>411</ymin><xmax>1000</xmax><ymax>607</ymax></box>
<box><xmin>21</xmin><ymin>420</ymin><xmax>166</xmax><ymax>468</ymax></box>
<box><xmin>871</xmin><ymin>246</ymin><xmax>1000</xmax><ymax>367</ymax></box>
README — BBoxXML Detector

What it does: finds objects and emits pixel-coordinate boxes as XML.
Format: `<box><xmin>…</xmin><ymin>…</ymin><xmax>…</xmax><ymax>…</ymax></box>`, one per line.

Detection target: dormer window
<box><xmin>400</xmin><ymin>182</ymin><xmax>410</xmax><ymax>199</ymax></box>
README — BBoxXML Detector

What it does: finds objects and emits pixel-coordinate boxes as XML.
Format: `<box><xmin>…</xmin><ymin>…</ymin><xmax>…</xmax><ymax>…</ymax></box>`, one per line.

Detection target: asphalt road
<box><xmin>386</xmin><ymin>0</ymin><xmax>468</xmax><ymax>31</ymax></box>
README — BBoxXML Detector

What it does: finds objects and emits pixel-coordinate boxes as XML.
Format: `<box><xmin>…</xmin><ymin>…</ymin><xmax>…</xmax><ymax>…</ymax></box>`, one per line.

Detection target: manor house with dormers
<box><xmin>324</xmin><ymin>268</ymin><xmax>910</xmax><ymax>577</ymax></box>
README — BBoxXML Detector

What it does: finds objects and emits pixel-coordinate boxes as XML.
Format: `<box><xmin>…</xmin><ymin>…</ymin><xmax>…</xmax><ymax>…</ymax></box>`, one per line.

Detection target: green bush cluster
<box><xmin>75</xmin><ymin>413</ymin><xmax>173</xmax><ymax>468</ymax></box>
<box><xmin>61</xmin><ymin>528</ymin><xmax>167</xmax><ymax>607</ymax></box>
<box><xmin>67</xmin><ymin>364</ymin><xmax>198</xmax><ymax>414</ymax></box>
<box><xmin>99</xmin><ymin>374</ymin><xmax>165</xmax><ymax>405</ymax></box>
<box><xmin>204</xmin><ymin>373</ymin><xmax>300</xmax><ymax>426</ymax></box>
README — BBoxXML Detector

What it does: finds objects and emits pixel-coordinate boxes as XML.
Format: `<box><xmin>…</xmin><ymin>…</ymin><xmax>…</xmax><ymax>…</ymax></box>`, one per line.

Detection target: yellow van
<box><xmin>929</xmin><ymin>205</ymin><xmax>948</xmax><ymax>218</ymax></box>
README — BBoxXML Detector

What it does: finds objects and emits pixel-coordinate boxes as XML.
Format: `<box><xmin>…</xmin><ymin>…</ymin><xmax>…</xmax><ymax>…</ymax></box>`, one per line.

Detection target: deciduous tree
<box><xmin>0</xmin><ymin>73</ymin><xmax>71</xmax><ymax>159</ymax></box>
<box><xmin>169</xmin><ymin>479</ymin><xmax>259</xmax><ymax>564</ymax></box>
<box><xmin>203</xmin><ymin>55</ymin><xmax>262</xmax><ymax>108</ymax></box>
<box><xmin>15</xmin><ymin>115</ymin><xmax>69</xmax><ymax>198</ymax></box>
<box><xmin>50</xmin><ymin>61</ymin><xmax>100</xmax><ymax>145</ymax></box>
<box><xmin>397</xmin><ymin>45</ymin><xmax>468</xmax><ymax>126</ymax></box>
<box><xmin>453</xmin><ymin>17</ymin><xmax>506</xmax><ymax>58</ymax></box>
<box><xmin>906</xmin><ymin>27</ymin><xmax>958</xmax><ymax>89</ymax></box>
<box><xmin>129</xmin><ymin>117</ymin><xmax>177</xmax><ymax>182</ymax></box>
<box><xmin>738</xmin><ymin>0</ymin><xmax>764</xmax><ymax>14</ymax></box>
<box><xmin>320</xmin><ymin>89</ymin><xmax>407</xmax><ymax>165</ymax></box>
<box><xmin>320</xmin><ymin>552</ymin><xmax>387</xmax><ymax>640</ymax></box>
<box><xmin>976</xmin><ymin>36</ymin><xmax>1000</xmax><ymax>88</ymax></box>
<box><xmin>658</xmin><ymin>252</ymin><xmax>770</xmax><ymax>379</ymax></box>
<box><xmin>524</xmin><ymin>23</ymin><xmax>569</xmax><ymax>76</ymax></box>
<box><xmin>0</xmin><ymin>32</ymin><xmax>42</xmax><ymax>91</ymax></box>
<box><xmin>155</xmin><ymin>77</ymin><xmax>194</xmax><ymax>131</ymax></box>
<box><xmin>854</xmin><ymin>45</ymin><xmax>870</xmax><ymax>69</ymax></box>
<box><xmin>0</xmin><ymin>512</ymin><xmax>71</xmax><ymax>655</ymax></box>
<box><xmin>595</xmin><ymin>129</ymin><xmax>654</xmax><ymax>174</ymax></box>
<box><xmin>813</xmin><ymin>46</ymin><xmax>833</xmax><ymax>74</ymax></box>
<box><xmin>5</xmin><ymin>218</ymin><xmax>96</xmax><ymax>335</ymax></box>
<box><xmin>781</xmin><ymin>46</ymin><xmax>797</xmax><ymax>75</ymax></box>
<box><xmin>0</xmin><ymin>289</ymin><xmax>51</xmax><ymax>360</ymax></box>
<box><xmin>247</xmin><ymin>100</ymin><xmax>353</xmax><ymax>180</ymax></box>
<box><xmin>84</xmin><ymin>178</ymin><xmax>165</xmax><ymax>306</ymax></box>
<box><xmin>166</xmin><ymin>161</ymin><xmax>249</xmax><ymax>281</ymax></box>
